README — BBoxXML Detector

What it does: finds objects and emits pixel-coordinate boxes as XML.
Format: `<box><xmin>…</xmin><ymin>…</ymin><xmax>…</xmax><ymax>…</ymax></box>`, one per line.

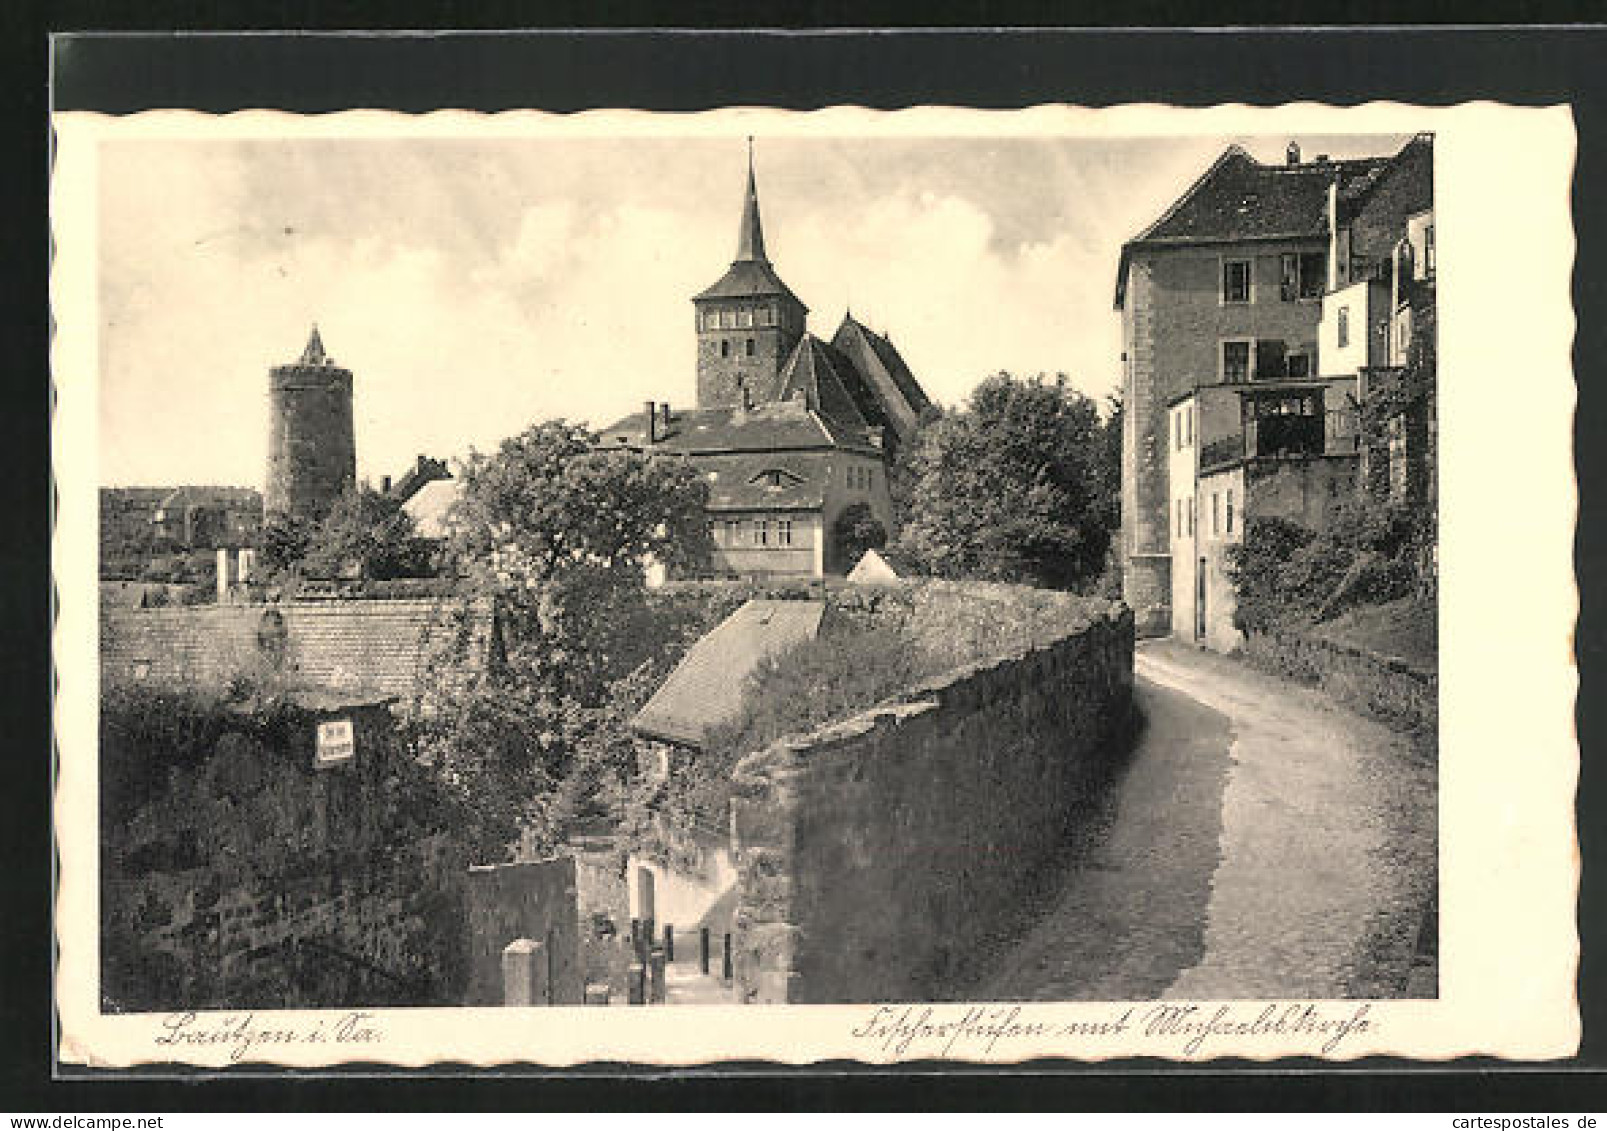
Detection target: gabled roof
<box><xmin>830</xmin><ymin>315</ymin><xmax>934</xmax><ymax>441</ymax></box>
<box><xmin>596</xmin><ymin>398</ymin><xmax>881</xmax><ymax>457</ymax></box>
<box><xmin>101</xmin><ymin>597</ymin><xmax>496</xmax><ymax>704</ymax></box>
<box><xmin>772</xmin><ymin>334</ymin><xmax>877</xmax><ymax>431</ymax></box>
<box><xmin>631</xmin><ymin>598</ymin><xmax>825</xmax><ymax>748</ymax></box>
<box><xmin>1114</xmin><ymin>141</ymin><xmax>1404</xmax><ymax>309</ymax></box>
<box><xmin>401</xmin><ymin>477</ymin><xmax>463</xmax><ymax>540</ymax></box>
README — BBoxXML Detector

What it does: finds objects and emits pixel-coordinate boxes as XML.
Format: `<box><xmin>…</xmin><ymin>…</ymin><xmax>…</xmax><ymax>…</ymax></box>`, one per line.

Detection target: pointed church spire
<box><xmin>299</xmin><ymin>324</ymin><xmax>328</xmax><ymax>366</ymax></box>
<box><xmin>735</xmin><ymin>137</ymin><xmax>768</xmax><ymax>263</ymax></box>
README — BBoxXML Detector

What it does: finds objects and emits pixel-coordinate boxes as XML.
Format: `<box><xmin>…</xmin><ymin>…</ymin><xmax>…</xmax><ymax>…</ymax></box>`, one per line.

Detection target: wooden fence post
<box><xmin>627</xmin><ymin>962</ymin><xmax>646</xmax><ymax>1005</ymax></box>
<box><xmin>664</xmin><ymin>924</ymin><xmax>675</xmax><ymax>963</ymax></box>
<box><xmin>699</xmin><ymin>927</ymin><xmax>711</xmax><ymax>975</ymax></box>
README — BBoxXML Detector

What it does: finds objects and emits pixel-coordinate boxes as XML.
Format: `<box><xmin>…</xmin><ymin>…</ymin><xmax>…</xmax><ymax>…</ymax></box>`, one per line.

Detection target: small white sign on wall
<box><xmin>315</xmin><ymin>718</ymin><xmax>356</xmax><ymax>768</ymax></box>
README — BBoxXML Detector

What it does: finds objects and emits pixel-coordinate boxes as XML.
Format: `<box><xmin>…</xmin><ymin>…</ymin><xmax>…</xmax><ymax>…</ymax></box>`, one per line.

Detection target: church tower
<box><xmin>692</xmin><ymin>142</ymin><xmax>808</xmax><ymax>409</ymax></box>
<box><xmin>265</xmin><ymin>326</ymin><xmax>356</xmax><ymax>525</ymax></box>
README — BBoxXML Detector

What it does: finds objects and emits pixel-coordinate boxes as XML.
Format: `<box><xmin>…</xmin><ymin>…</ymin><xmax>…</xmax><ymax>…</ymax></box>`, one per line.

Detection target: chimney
<box><xmin>644</xmin><ymin>400</ymin><xmax>657</xmax><ymax>443</ymax></box>
<box><xmin>659</xmin><ymin>402</ymin><xmax>672</xmax><ymax>432</ymax></box>
<box><xmin>1286</xmin><ymin>141</ymin><xmax>1301</xmax><ymax>166</ymax></box>
<box><xmin>381</xmin><ymin>474</ymin><xmax>392</xmax><ymax>494</ymax></box>
<box><xmin>1314</xmin><ymin>153</ymin><xmax>1330</xmax><ymax>164</ymax></box>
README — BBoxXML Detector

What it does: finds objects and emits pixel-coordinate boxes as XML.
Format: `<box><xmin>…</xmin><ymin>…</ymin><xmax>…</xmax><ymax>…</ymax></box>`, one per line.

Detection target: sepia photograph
<box><xmin>49</xmin><ymin>97</ymin><xmax>1577</xmax><ymax>1069</ymax></box>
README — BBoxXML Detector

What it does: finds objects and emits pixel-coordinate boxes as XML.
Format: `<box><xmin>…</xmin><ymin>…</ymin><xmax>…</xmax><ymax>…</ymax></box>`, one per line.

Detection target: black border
<box><xmin>13</xmin><ymin>12</ymin><xmax>1607</xmax><ymax>1111</ymax></box>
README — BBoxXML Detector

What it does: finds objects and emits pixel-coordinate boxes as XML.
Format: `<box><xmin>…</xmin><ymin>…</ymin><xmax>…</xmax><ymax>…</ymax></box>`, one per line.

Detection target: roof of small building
<box><xmin>846</xmin><ymin>546</ymin><xmax>920</xmax><ymax>584</ymax></box>
<box><xmin>101</xmin><ymin>596</ymin><xmax>496</xmax><ymax>703</ymax></box>
<box><xmin>1113</xmin><ymin>138</ymin><xmax>1420</xmax><ymax>309</ymax></box>
<box><xmin>631</xmin><ymin>598</ymin><xmax>826</xmax><ymax>748</ymax></box>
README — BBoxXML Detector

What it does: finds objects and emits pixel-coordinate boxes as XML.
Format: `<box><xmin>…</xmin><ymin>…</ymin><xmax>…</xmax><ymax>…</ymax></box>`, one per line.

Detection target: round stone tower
<box><xmin>265</xmin><ymin>326</ymin><xmax>356</xmax><ymax>524</ymax></box>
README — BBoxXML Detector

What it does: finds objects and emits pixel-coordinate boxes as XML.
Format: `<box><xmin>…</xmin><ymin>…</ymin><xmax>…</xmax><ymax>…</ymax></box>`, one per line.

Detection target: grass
<box><xmin>1313</xmin><ymin>596</ymin><xmax>1437</xmax><ymax>673</ymax></box>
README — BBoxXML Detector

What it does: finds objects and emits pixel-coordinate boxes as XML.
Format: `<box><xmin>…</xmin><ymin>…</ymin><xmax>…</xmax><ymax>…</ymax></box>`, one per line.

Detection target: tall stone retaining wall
<box><xmin>730</xmin><ymin>607</ymin><xmax>1135</xmax><ymax>1004</ymax></box>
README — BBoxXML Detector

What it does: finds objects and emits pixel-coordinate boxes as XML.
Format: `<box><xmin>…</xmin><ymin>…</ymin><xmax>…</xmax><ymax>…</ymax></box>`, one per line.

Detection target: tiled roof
<box><xmin>101</xmin><ymin>597</ymin><xmax>495</xmax><ymax>702</ymax></box>
<box><xmin>631</xmin><ymin>599</ymin><xmax>826</xmax><ymax>748</ymax></box>
<box><xmin>1134</xmin><ymin>147</ymin><xmax>1388</xmax><ymax>246</ymax></box>
<box><xmin>772</xmin><ymin>336</ymin><xmax>877</xmax><ymax>431</ymax></box>
<box><xmin>596</xmin><ymin>400</ymin><xmax>880</xmax><ymax>456</ymax></box>
<box><xmin>699</xmin><ymin>451</ymin><xmax>834</xmax><ymax>512</ymax></box>
<box><xmin>830</xmin><ymin>316</ymin><xmax>934</xmax><ymax>441</ymax></box>
<box><xmin>1114</xmin><ymin>139</ymin><xmax>1409</xmax><ymax>309</ymax></box>
<box><xmin>693</xmin><ymin>258</ymin><xmax>804</xmax><ymax>304</ymax></box>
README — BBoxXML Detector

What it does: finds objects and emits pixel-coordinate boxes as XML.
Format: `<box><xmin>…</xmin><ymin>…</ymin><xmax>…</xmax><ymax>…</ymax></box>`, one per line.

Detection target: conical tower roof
<box><xmin>694</xmin><ymin>142</ymin><xmax>804</xmax><ymax>307</ymax></box>
<box><xmin>299</xmin><ymin>325</ymin><xmax>329</xmax><ymax>366</ymax></box>
<box><xmin>735</xmin><ymin>141</ymin><xmax>768</xmax><ymax>263</ymax></box>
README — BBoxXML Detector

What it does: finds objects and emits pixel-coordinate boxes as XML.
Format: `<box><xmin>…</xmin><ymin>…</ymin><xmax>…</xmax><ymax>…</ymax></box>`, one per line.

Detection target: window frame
<box><xmin>1221</xmin><ymin>338</ymin><xmax>1254</xmax><ymax>384</ymax></box>
<box><xmin>1221</xmin><ymin>257</ymin><xmax>1252</xmax><ymax>305</ymax></box>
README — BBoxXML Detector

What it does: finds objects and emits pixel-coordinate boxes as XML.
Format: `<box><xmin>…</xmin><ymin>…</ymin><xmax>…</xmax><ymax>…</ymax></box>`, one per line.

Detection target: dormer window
<box><xmin>752</xmin><ymin>468</ymin><xmax>802</xmax><ymax>490</ymax></box>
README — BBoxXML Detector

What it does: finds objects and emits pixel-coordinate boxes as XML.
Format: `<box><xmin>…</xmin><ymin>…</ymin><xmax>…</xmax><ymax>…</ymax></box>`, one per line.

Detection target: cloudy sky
<box><xmin>97</xmin><ymin>130</ymin><xmax>1410</xmax><ymax>488</ymax></box>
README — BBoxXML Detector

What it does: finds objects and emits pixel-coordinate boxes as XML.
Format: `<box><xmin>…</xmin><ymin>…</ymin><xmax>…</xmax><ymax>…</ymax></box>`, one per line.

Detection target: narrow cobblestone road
<box><xmin>979</xmin><ymin>639</ymin><xmax>1436</xmax><ymax>1002</ymax></box>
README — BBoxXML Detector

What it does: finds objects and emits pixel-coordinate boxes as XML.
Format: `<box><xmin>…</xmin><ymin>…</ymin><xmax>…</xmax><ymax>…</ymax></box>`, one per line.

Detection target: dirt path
<box><xmin>978</xmin><ymin>639</ymin><xmax>1436</xmax><ymax>1002</ymax></box>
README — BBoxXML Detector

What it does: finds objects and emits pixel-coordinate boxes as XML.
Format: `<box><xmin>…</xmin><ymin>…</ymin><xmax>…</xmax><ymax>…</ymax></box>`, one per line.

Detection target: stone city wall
<box><xmin>730</xmin><ymin>606</ymin><xmax>1135</xmax><ymax>1004</ymax></box>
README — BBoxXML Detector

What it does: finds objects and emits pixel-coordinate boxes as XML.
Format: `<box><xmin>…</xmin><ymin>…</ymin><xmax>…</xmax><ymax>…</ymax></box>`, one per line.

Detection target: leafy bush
<box><xmin>1226</xmin><ymin>517</ymin><xmax>1315</xmax><ymax>635</ymax></box>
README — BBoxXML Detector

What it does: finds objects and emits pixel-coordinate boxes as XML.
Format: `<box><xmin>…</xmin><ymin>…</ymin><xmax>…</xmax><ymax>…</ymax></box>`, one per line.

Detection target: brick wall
<box><xmin>728</xmin><ymin>606</ymin><xmax>1135</xmax><ymax>1003</ymax></box>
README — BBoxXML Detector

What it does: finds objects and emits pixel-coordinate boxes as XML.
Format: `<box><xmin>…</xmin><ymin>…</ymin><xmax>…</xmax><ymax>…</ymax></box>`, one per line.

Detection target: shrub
<box><xmin>1226</xmin><ymin>517</ymin><xmax>1315</xmax><ymax>635</ymax></box>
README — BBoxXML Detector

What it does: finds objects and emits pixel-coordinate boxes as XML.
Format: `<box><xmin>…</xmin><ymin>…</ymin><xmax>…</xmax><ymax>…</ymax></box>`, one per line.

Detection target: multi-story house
<box><xmin>1115</xmin><ymin>134</ymin><xmax>1433</xmax><ymax>645</ymax></box>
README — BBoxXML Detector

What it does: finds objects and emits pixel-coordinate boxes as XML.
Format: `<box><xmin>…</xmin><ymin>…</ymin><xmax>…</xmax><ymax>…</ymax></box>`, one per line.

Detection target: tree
<box><xmin>411</xmin><ymin>420</ymin><xmax>714</xmax><ymax>862</ymax></box>
<box><xmin>258</xmin><ymin>512</ymin><xmax>315</xmax><ymax>579</ymax></box>
<box><xmin>895</xmin><ymin>373</ymin><xmax>1117</xmax><ymax>591</ymax></box>
<box><xmin>300</xmin><ymin>485</ymin><xmax>433</xmax><ymax>582</ymax></box>
<box><xmin>832</xmin><ymin>502</ymin><xmax>887</xmax><ymax>571</ymax></box>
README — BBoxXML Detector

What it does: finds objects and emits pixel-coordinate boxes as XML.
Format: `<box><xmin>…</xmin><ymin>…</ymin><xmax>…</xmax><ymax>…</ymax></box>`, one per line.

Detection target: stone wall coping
<box><xmin>732</xmin><ymin>608</ymin><xmax>1128</xmax><ymax>789</ymax></box>
<box><xmin>1275</xmin><ymin>627</ymin><xmax>1437</xmax><ymax>687</ymax></box>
